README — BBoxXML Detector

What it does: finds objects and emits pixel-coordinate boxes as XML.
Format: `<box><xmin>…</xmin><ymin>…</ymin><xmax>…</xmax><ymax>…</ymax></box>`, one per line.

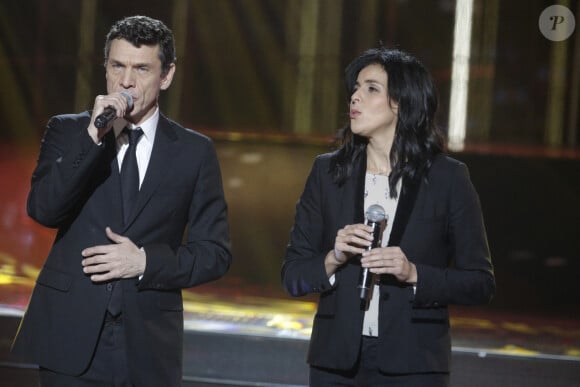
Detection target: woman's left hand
<box><xmin>361</xmin><ymin>246</ymin><xmax>417</xmax><ymax>284</ymax></box>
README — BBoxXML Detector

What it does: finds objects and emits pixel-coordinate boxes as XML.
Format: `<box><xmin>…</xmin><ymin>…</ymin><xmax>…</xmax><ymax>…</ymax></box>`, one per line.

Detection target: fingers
<box><xmin>361</xmin><ymin>248</ymin><xmax>404</xmax><ymax>270</ymax></box>
<box><xmin>81</xmin><ymin>228</ymin><xmax>137</xmax><ymax>282</ymax></box>
<box><xmin>361</xmin><ymin>247</ymin><xmax>414</xmax><ymax>282</ymax></box>
<box><xmin>81</xmin><ymin>250</ymin><xmax>126</xmax><ymax>282</ymax></box>
<box><xmin>339</xmin><ymin>224</ymin><xmax>374</xmax><ymax>241</ymax></box>
<box><xmin>86</xmin><ymin>272</ymin><xmax>115</xmax><ymax>282</ymax></box>
<box><xmin>334</xmin><ymin>224</ymin><xmax>373</xmax><ymax>256</ymax></box>
<box><xmin>93</xmin><ymin>92</ymin><xmax>131</xmax><ymax>119</ymax></box>
<box><xmin>81</xmin><ymin>228</ymin><xmax>122</xmax><ymax>257</ymax></box>
<box><xmin>81</xmin><ymin>244</ymin><xmax>113</xmax><ymax>258</ymax></box>
<box><xmin>88</xmin><ymin>92</ymin><xmax>132</xmax><ymax>142</ymax></box>
<box><xmin>81</xmin><ymin>247</ymin><xmax>121</xmax><ymax>281</ymax></box>
<box><xmin>82</xmin><ymin>259</ymin><xmax>116</xmax><ymax>281</ymax></box>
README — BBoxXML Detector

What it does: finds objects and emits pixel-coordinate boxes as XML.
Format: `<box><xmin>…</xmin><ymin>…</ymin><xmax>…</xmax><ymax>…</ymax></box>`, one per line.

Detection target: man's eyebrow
<box><xmin>108</xmin><ymin>59</ymin><xmax>152</xmax><ymax>67</ymax></box>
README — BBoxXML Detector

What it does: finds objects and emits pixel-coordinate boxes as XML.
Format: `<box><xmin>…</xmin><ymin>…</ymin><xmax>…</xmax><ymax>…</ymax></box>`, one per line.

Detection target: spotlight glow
<box><xmin>448</xmin><ymin>0</ymin><xmax>474</xmax><ymax>151</ymax></box>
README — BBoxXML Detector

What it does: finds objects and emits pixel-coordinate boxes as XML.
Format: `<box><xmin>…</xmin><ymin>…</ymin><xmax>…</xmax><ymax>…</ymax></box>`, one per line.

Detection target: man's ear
<box><xmin>160</xmin><ymin>63</ymin><xmax>176</xmax><ymax>91</ymax></box>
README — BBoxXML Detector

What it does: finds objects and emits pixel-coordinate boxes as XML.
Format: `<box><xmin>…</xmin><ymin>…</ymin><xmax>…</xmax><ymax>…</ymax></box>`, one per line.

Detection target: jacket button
<box><xmin>106</xmin><ymin>283</ymin><xmax>113</xmax><ymax>291</ymax></box>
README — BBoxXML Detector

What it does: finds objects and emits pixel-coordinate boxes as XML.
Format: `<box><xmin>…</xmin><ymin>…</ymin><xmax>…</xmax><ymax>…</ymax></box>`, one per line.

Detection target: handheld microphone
<box><xmin>358</xmin><ymin>204</ymin><xmax>387</xmax><ymax>301</ymax></box>
<box><xmin>94</xmin><ymin>91</ymin><xmax>134</xmax><ymax>129</ymax></box>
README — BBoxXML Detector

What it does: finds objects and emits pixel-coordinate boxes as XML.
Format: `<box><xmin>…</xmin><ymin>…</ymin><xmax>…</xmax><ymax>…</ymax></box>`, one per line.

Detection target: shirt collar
<box><xmin>113</xmin><ymin>106</ymin><xmax>160</xmax><ymax>141</ymax></box>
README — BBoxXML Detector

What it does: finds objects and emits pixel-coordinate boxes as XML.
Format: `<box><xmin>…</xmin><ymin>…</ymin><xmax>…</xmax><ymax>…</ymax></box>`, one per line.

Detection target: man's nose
<box><xmin>120</xmin><ymin>69</ymin><xmax>135</xmax><ymax>88</ymax></box>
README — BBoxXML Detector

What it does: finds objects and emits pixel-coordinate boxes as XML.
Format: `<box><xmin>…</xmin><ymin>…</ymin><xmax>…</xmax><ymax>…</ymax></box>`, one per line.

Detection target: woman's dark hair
<box><xmin>104</xmin><ymin>15</ymin><xmax>176</xmax><ymax>75</ymax></box>
<box><xmin>330</xmin><ymin>48</ymin><xmax>445</xmax><ymax>197</ymax></box>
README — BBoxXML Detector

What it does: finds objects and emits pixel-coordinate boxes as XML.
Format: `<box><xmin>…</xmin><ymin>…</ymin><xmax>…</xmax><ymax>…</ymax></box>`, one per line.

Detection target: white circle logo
<box><xmin>539</xmin><ymin>5</ymin><xmax>576</xmax><ymax>41</ymax></box>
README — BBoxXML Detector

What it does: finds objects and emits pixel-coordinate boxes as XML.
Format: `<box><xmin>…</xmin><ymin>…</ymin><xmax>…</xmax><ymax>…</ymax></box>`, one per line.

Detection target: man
<box><xmin>12</xmin><ymin>15</ymin><xmax>232</xmax><ymax>386</ymax></box>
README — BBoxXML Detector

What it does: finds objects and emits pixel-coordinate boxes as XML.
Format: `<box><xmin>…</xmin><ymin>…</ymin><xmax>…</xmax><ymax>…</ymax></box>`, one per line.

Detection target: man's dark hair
<box><xmin>330</xmin><ymin>48</ymin><xmax>445</xmax><ymax>197</ymax></box>
<box><xmin>104</xmin><ymin>15</ymin><xmax>176</xmax><ymax>74</ymax></box>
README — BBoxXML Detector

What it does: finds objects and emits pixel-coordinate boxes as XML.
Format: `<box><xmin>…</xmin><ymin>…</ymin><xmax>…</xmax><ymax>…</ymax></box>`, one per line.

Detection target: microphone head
<box><xmin>366</xmin><ymin>204</ymin><xmax>386</xmax><ymax>223</ymax></box>
<box><xmin>120</xmin><ymin>91</ymin><xmax>134</xmax><ymax>111</ymax></box>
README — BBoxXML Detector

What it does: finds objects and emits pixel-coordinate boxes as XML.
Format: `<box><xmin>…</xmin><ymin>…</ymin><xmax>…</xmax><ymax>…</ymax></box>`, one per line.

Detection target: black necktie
<box><xmin>120</xmin><ymin>128</ymin><xmax>143</xmax><ymax>225</ymax></box>
<box><xmin>108</xmin><ymin>128</ymin><xmax>143</xmax><ymax>316</ymax></box>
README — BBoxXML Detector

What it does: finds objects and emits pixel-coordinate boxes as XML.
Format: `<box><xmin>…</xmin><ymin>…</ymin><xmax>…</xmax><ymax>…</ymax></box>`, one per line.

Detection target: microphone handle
<box><xmin>358</xmin><ymin>220</ymin><xmax>382</xmax><ymax>300</ymax></box>
<box><xmin>94</xmin><ymin>107</ymin><xmax>117</xmax><ymax>129</ymax></box>
<box><xmin>358</xmin><ymin>268</ymin><xmax>372</xmax><ymax>300</ymax></box>
<box><xmin>93</xmin><ymin>92</ymin><xmax>133</xmax><ymax>129</ymax></box>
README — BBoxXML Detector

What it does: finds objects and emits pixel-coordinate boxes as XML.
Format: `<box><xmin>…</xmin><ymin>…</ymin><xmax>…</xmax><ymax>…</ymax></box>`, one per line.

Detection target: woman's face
<box><xmin>349</xmin><ymin>64</ymin><xmax>398</xmax><ymax>139</ymax></box>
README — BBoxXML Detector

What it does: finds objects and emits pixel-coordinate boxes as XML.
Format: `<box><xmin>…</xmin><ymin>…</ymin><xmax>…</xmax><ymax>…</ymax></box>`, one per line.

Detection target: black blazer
<box><xmin>12</xmin><ymin>112</ymin><xmax>232</xmax><ymax>386</ymax></box>
<box><xmin>282</xmin><ymin>151</ymin><xmax>494</xmax><ymax>373</ymax></box>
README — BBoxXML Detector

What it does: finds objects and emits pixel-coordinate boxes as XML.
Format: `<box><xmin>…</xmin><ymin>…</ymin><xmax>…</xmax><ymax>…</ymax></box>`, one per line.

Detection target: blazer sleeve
<box><xmin>282</xmin><ymin>156</ymin><xmax>335</xmax><ymax>297</ymax></box>
<box><xmin>413</xmin><ymin>160</ymin><xmax>495</xmax><ymax>307</ymax></box>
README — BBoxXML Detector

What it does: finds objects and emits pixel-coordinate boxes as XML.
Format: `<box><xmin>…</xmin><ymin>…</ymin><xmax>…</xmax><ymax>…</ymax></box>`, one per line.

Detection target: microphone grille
<box><xmin>366</xmin><ymin>204</ymin><xmax>386</xmax><ymax>222</ymax></box>
<box><xmin>120</xmin><ymin>91</ymin><xmax>134</xmax><ymax>110</ymax></box>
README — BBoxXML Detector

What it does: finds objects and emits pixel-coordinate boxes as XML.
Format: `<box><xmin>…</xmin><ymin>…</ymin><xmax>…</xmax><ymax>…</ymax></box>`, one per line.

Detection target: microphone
<box><xmin>94</xmin><ymin>91</ymin><xmax>134</xmax><ymax>129</ymax></box>
<box><xmin>358</xmin><ymin>204</ymin><xmax>387</xmax><ymax>301</ymax></box>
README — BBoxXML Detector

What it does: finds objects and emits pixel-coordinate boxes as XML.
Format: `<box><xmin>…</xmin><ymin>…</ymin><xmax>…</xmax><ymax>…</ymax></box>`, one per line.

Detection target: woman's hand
<box><xmin>325</xmin><ymin>223</ymin><xmax>373</xmax><ymax>276</ymax></box>
<box><xmin>360</xmin><ymin>246</ymin><xmax>417</xmax><ymax>284</ymax></box>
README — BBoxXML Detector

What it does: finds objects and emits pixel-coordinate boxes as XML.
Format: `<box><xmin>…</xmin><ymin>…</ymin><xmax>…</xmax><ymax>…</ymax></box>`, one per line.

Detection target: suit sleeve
<box><xmin>413</xmin><ymin>162</ymin><xmax>495</xmax><ymax>307</ymax></box>
<box><xmin>27</xmin><ymin>115</ymin><xmax>105</xmax><ymax>228</ymax></box>
<box><xmin>282</xmin><ymin>157</ymin><xmax>334</xmax><ymax>297</ymax></box>
<box><xmin>138</xmin><ymin>139</ymin><xmax>232</xmax><ymax>290</ymax></box>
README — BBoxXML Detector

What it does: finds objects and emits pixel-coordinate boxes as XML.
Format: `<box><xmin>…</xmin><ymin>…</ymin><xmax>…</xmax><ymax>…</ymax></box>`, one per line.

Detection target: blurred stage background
<box><xmin>0</xmin><ymin>1</ymin><xmax>579</xmax><ymax>386</ymax></box>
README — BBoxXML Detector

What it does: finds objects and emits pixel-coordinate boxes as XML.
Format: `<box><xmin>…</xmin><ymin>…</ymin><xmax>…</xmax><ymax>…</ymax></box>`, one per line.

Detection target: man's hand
<box><xmin>81</xmin><ymin>227</ymin><xmax>146</xmax><ymax>282</ymax></box>
<box><xmin>87</xmin><ymin>92</ymin><xmax>132</xmax><ymax>143</ymax></box>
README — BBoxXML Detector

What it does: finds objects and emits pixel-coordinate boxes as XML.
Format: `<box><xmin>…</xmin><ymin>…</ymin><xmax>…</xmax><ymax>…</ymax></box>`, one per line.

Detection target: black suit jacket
<box><xmin>12</xmin><ymin>111</ymin><xmax>232</xmax><ymax>386</ymax></box>
<box><xmin>282</xmin><ymin>151</ymin><xmax>495</xmax><ymax>373</ymax></box>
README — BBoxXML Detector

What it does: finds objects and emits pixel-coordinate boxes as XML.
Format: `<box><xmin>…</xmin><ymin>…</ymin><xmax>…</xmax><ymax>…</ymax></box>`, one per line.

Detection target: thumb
<box><xmin>105</xmin><ymin>226</ymin><xmax>125</xmax><ymax>244</ymax></box>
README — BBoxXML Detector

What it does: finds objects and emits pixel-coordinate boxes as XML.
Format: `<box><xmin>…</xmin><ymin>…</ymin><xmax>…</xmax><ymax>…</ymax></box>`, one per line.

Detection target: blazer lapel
<box><xmin>387</xmin><ymin>176</ymin><xmax>420</xmax><ymax>246</ymax></box>
<box><xmin>352</xmin><ymin>151</ymin><xmax>367</xmax><ymax>224</ymax></box>
<box><xmin>351</xmin><ymin>149</ymin><xmax>420</xmax><ymax>245</ymax></box>
<box><xmin>348</xmin><ymin>148</ymin><xmax>421</xmax><ymax>246</ymax></box>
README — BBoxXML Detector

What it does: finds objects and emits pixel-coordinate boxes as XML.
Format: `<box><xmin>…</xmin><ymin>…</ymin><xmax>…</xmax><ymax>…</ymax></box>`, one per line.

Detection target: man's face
<box><xmin>105</xmin><ymin>38</ymin><xmax>175</xmax><ymax>125</ymax></box>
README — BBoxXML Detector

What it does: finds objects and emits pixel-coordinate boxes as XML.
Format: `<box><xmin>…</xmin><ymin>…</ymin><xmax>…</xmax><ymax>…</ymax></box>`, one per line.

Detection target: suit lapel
<box><xmin>122</xmin><ymin>114</ymin><xmax>178</xmax><ymax>229</ymax></box>
<box><xmin>99</xmin><ymin>130</ymin><xmax>124</xmax><ymax>229</ymax></box>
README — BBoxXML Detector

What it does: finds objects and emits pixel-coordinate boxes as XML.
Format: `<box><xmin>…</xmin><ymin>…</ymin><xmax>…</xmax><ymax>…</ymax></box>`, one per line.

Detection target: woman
<box><xmin>282</xmin><ymin>48</ymin><xmax>495</xmax><ymax>386</ymax></box>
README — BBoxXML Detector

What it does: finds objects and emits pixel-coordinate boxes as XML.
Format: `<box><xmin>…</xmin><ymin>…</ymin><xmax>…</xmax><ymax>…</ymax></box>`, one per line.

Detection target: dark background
<box><xmin>0</xmin><ymin>0</ymin><xmax>579</xmax><ymax>320</ymax></box>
